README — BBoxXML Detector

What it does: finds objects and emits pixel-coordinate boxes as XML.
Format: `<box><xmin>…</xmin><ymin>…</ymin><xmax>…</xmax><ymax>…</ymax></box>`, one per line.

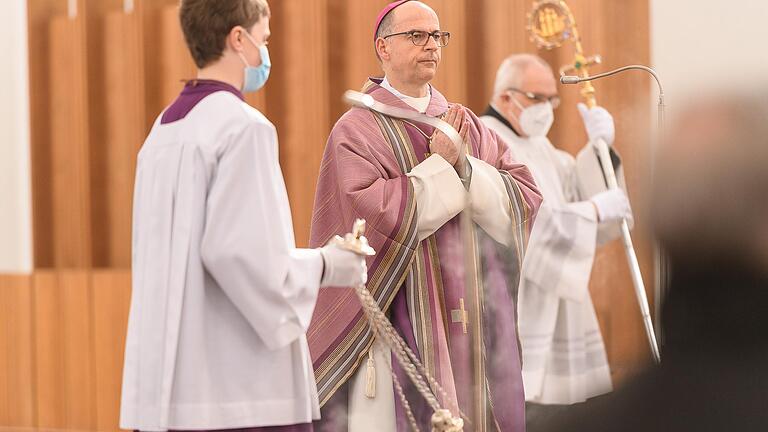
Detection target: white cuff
<box><xmin>407</xmin><ymin>155</ymin><xmax>467</xmax><ymax>241</ymax></box>
<box><xmin>467</xmin><ymin>156</ymin><xmax>514</xmax><ymax>246</ymax></box>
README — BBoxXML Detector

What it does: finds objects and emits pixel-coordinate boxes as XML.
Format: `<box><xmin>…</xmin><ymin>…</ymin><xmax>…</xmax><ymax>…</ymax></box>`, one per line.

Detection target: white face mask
<box><xmin>511</xmin><ymin>97</ymin><xmax>554</xmax><ymax>138</ymax></box>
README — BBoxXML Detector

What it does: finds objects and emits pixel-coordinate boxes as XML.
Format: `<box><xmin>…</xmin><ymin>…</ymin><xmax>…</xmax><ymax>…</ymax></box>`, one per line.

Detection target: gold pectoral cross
<box><xmin>450</xmin><ymin>298</ymin><xmax>469</xmax><ymax>334</ymax></box>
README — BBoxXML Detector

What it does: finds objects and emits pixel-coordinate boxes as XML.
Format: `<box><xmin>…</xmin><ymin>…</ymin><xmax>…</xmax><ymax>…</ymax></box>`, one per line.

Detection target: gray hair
<box><xmin>374</xmin><ymin>4</ymin><xmax>399</xmax><ymax>61</ymax></box>
<box><xmin>492</xmin><ymin>54</ymin><xmax>553</xmax><ymax>100</ymax></box>
<box><xmin>376</xmin><ymin>9</ymin><xmax>396</xmax><ymax>40</ymax></box>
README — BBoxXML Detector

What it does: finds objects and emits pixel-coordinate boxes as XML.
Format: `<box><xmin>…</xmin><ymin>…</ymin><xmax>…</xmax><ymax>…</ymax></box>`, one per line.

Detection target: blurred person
<box><xmin>119</xmin><ymin>1</ymin><xmax>366</xmax><ymax>431</ymax></box>
<box><xmin>541</xmin><ymin>88</ymin><xmax>768</xmax><ymax>432</ymax></box>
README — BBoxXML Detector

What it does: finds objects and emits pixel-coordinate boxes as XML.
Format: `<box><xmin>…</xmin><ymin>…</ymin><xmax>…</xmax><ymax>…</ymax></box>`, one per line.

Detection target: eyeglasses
<box><xmin>507</xmin><ymin>88</ymin><xmax>561</xmax><ymax>109</ymax></box>
<box><xmin>381</xmin><ymin>30</ymin><xmax>451</xmax><ymax>47</ymax></box>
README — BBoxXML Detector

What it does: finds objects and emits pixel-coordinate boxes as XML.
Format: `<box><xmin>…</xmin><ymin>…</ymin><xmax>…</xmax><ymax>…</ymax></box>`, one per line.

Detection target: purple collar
<box><xmin>161</xmin><ymin>79</ymin><xmax>245</xmax><ymax>124</ymax></box>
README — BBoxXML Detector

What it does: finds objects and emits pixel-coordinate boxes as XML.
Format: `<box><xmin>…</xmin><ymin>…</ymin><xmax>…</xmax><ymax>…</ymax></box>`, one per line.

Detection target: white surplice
<box><xmin>121</xmin><ymin>91</ymin><xmax>322</xmax><ymax>431</ymax></box>
<box><xmin>481</xmin><ymin>113</ymin><xmax>628</xmax><ymax>405</ymax></box>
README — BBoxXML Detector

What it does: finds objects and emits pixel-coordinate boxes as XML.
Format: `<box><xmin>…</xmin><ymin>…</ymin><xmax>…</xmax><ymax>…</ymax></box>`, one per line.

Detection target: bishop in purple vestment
<box><xmin>307</xmin><ymin>2</ymin><xmax>542</xmax><ymax>431</ymax></box>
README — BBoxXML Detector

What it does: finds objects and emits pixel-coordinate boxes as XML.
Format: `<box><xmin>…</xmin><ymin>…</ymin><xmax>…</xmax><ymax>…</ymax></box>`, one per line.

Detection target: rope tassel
<box><xmin>365</xmin><ymin>348</ymin><xmax>376</xmax><ymax>398</ymax></box>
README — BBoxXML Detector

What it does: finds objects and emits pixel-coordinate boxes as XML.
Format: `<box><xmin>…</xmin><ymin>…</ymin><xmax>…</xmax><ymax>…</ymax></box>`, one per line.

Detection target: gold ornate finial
<box><xmin>526</xmin><ymin>0</ymin><xmax>573</xmax><ymax>50</ymax></box>
<box><xmin>352</xmin><ymin>219</ymin><xmax>366</xmax><ymax>239</ymax></box>
<box><xmin>527</xmin><ymin>0</ymin><xmax>602</xmax><ymax>108</ymax></box>
<box><xmin>332</xmin><ymin>219</ymin><xmax>376</xmax><ymax>256</ymax></box>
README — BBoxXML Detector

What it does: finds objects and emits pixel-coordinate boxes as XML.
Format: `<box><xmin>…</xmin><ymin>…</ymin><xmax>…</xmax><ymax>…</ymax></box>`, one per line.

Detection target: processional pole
<box><xmin>527</xmin><ymin>0</ymin><xmax>662</xmax><ymax>363</ymax></box>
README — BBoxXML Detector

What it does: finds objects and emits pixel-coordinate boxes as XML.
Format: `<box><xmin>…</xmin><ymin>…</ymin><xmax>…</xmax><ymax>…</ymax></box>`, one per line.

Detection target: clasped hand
<box><xmin>430</xmin><ymin>104</ymin><xmax>469</xmax><ymax>169</ymax></box>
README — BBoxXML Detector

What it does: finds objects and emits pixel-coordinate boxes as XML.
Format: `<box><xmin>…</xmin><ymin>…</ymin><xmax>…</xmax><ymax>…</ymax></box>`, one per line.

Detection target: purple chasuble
<box><xmin>161</xmin><ymin>79</ymin><xmax>245</xmax><ymax>124</ymax></box>
<box><xmin>388</xmin><ymin>110</ymin><xmax>526</xmax><ymax>432</ymax></box>
<box><xmin>310</xmin><ymin>78</ymin><xmax>540</xmax><ymax>432</ymax></box>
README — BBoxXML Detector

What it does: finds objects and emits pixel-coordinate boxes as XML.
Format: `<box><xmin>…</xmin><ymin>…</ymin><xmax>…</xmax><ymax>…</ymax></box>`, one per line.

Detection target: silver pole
<box><xmin>562</xmin><ymin>65</ymin><xmax>665</xmax><ymax>363</ymax></box>
<box><xmin>594</xmin><ymin>137</ymin><xmax>661</xmax><ymax>364</ymax></box>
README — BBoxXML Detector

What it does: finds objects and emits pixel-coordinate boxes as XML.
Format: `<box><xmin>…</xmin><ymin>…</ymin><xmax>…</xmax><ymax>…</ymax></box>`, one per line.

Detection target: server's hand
<box><xmin>319</xmin><ymin>243</ymin><xmax>368</xmax><ymax>287</ymax></box>
<box><xmin>578</xmin><ymin>103</ymin><xmax>615</xmax><ymax>147</ymax></box>
<box><xmin>590</xmin><ymin>189</ymin><xmax>631</xmax><ymax>222</ymax></box>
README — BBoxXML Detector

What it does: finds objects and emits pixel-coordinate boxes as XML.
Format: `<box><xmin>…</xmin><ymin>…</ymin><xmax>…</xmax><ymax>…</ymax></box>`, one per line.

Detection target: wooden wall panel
<box><xmin>326</xmin><ymin>0</ymin><xmax>383</xmax><ymax>123</ymax></box>
<box><xmin>28</xmin><ymin>0</ymin><xmax>71</xmax><ymax>268</ymax></box>
<box><xmin>465</xmin><ymin>0</ymin><xmax>534</xmax><ymax>111</ymax></box>
<box><xmin>157</xmin><ymin>5</ymin><xmax>197</xmax><ymax>115</ymax></box>
<box><xmin>48</xmin><ymin>15</ymin><xmax>93</xmax><ymax>268</ymax></box>
<box><xmin>0</xmin><ymin>280</ymin><xmax>11</xmax><ymax>426</ymax></box>
<box><xmin>92</xmin><ymin>271</ymin><xmax>131</xmax><ymax>432</ymax></box>
<box><xmin>96</xmin><ymin>11</ymin><xmax>146</xmax><ymax>268</ymax></box>
<box><xmin>141</xmin><ymin>0</ymin><xmax>183</xmax><ymax>129</ymax></box>
<box><xmin>85</xmin><ymin>0</ymin><xmax>120</xmax><ymax>268</ymax></box>
<box><xmin>2</xmin><ymin>271</ymin><xmax>132</xmax><ymax>432</ymax></box>
<box><xmin>61</xmin><ymin>271</ymin><xmax>96</xmax><ymax>429</ymax></box>
<box><xmin>0</xmin><ymin>275</ymin><xmax>35</xmax><ymax>429</ymax></box>
<box><xmin>85</xmin><ymin>0</ymin><xmax>145</xmax><ymax>269</ymax></box>
<box><xmin>33</xmin><ymin>271</ymin><xmax>97</xmax><ymax>430</ymax></box>
<box><xmin>266</xmin><ymin>0</ymin><xmax>332</xmax><ymax>246</ymax></box>
<box><xmin>0</xmin><ymin>283</ymin><xmax>7</xmax><ymax>426</ymax></box>
<box><xmin>429</xmin><ymin>0</ymin><xmax>469</xmax><ymax>103</ymax></box>
<box><xmin>33</xmin><ymin>271</ymin><xmax>66</xmax><ymax>429</ymax></box>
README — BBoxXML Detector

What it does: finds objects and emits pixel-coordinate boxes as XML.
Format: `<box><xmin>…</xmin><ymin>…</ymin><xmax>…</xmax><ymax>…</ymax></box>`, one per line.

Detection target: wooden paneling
<box><xmin>141</xmin><ymin>0</ymin><xmax>185</xmax><ymax>129</ymax></box>
<box><xmin>61</xmin><ymin>271</ymin><xmax>96</xmax><ymax>429</ymax></box>
<box><xmin>430</xmin><ymin>0</ymin><xmax>469</xmax><ymax>103</ymax></box>
<box><xmin>48</xmin><ymin>14</ymin><xmax>92</xmax><ymax>268</ymax></box>
<box><xmin>157</xmin><ymin>5</ymin><xmax>197</xmax><ymax>115</ymax></box>
<box><xmin>89</xmin><ymin>6</ymin><xmax>146</xmax><ymax>269</ymax></box>
<box><xmin>92</xmin><ymin>271</ymin><xmax>131</xmax><ymax>432</ymax></box>
<box><xmin>33</xmin><ymin>270</ymin><xmax>67</xmax><ymax>429</ymax></box>
<box><xmin>4</xmin><ymin>271</ymin><xmax>131</xmax><ymax>432</ymax></box>
<box><xmin>326</xmin><ymin>0</ymin><xmax>383</xmax><ymax>123</ymax></box>
<box><xmin>28</xmin><ymin>0</ymin><xmax>71</xmax><ymax>268</ymax></box>
<box><xmin>46</xmin><ymin>12</ymin><xmax>93</xmax><ymax>268</ymax></box>
<box><xmin>0</xmin><ymin>275</ymin><xmax>35</xmax><ymax>429</ymax></box>
<box><xmin>105</xmin><ymin>10</ymin><xmax>145</xmax><ymax>268</ymax></box>
<box><xmin>465</xmin><ymin>0</ymin><xmax>534</xmax><ymax>111</ymax></box>
<box><xmin>266</xmin><ymin>0</ymin><xmax>332</xmax><ymax>245</ymax></box>
<box><xmin>33</xmin><ymin>271</ymin><xmax>96</xmax><ymax>430</ymax></box>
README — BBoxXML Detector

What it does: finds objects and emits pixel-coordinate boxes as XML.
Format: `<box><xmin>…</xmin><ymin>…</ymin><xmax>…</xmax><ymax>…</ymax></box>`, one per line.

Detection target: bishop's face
<box><xmin>379</xmin><ymin>3</ymin><xmax>442</xmax><ymax>89</ymax></box>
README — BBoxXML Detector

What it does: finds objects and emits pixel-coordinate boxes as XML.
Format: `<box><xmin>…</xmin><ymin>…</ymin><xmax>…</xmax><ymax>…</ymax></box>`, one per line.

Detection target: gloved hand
<box><xmin>590</xmin><ymin>188</ymin><xmax>632</xmax><ymax>222</ymax></box>
<box><xmin>578</xmin><ymin>103</ymin><xmax>615</xmax><ymax>146</ymax></box>
<box><xmin>319</xmin><ymin>243</ymin><xmax>368</xmax><ymax>287</ymax></box>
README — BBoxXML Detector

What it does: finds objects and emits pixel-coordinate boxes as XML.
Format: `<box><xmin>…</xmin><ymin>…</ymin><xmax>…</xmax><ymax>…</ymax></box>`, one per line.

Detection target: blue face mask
<box><xmin>239</xmin><ymin>33</ymin><xmax>271</xmax><ymax>93</ymax></box>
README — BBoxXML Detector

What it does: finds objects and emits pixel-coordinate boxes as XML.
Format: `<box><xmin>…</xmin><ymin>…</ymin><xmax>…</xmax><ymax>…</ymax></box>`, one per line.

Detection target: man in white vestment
<box><xmin>119</xmin><ymin>1</ymin><xmax>366</xmax><ymax>431</ymax></box>
<box><xmin>480</xmin><ymin>54</ymin><xmax>633</xmax><ymax>429</ymax></box>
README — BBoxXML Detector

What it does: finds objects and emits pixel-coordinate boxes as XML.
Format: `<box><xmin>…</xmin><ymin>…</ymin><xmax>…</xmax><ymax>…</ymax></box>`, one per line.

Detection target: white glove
<box><xmin>319</xmin><ymin>243</ymin><xmax>367</xmax><ymax>287</ymax></box>
<box><xmin>590</xmin><ymin>188</ymin><xmax>632</xmax><ymax>222</ymax></box>
<box><xmin>578</xmin><ymin>103</ymin><xmax>615</xmax><ymax>146</ymax></box>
